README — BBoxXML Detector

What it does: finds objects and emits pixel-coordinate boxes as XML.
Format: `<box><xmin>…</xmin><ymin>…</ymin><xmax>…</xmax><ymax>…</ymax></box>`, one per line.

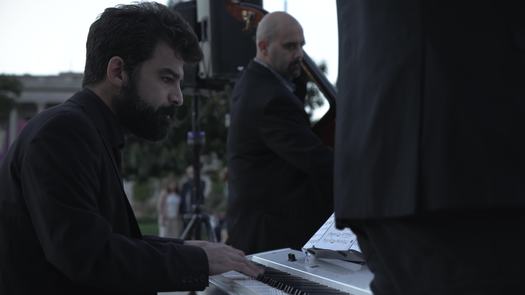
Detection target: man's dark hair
<box><xmin>82</xmin><ymin>2</ymin><xmax>202</xmax><ymax>87</ymax></box>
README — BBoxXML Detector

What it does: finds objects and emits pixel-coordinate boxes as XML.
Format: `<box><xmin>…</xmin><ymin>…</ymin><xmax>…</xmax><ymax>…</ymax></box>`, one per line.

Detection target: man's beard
<box><xmin>287</xmin><ymin>59</ymin><xmax>302</xmax><ymax>79</ymax></box>
<box><xmin>111</xmin><ymin>79</ymin><xmax>176</xmax><ymax>141</ymax></box>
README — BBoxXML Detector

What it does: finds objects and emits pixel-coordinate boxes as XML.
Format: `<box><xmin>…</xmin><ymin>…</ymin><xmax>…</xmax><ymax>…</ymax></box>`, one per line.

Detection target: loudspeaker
<box><xmin>196</xmin><ymin>0</ymin><xmax>262</xmax><ymax>80</ymax></box>
<box><xmin>171</xmin><ymin>1</ymin><xmax>200</xmax><ymax>88</ymax></box>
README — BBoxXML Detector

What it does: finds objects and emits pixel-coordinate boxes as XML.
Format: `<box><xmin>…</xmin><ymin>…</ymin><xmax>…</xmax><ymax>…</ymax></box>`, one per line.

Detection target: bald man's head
<box><xmin>255</xmin><ymin>12</ymin><xmax>305</xmax><ymax>80</ymax></box>
<box><xmin>256</xmin><ymin>12</ymin><xmax>300</xmax><ymax>44</ymax></box>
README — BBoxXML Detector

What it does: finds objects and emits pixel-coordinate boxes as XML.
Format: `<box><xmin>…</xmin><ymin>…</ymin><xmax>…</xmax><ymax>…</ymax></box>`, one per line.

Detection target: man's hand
<box><xmin>185</xmin><ymin>240</ymin><xmax>264</xmax><ymax>277</ymax></box>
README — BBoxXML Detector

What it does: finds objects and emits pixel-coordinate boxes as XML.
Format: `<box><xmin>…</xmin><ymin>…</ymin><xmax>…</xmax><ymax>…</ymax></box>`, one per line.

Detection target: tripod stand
<box><xmin>179</xmin><ymin>90</ymin><xmax>217</xmax><ymax>242</ymax></box>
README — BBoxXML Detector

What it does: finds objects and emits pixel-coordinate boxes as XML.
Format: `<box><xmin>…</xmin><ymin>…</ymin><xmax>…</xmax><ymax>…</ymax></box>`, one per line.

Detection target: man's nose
<box><xmin>295</xmin><ymin>48</ymin><xmax>304</xmax><ymax>60</ymax></box>
<box><xmin>169</xmin><ymin>87</ymin><xmax>183</xmax><ymax>106</ymax></box>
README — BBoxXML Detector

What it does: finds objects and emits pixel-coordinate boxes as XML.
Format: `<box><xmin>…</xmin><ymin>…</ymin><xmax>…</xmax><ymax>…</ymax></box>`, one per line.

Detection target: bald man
<box><xmin>226</xmin><ymin>12</ymin><xmax>334</xmax><ymax>254</ymax></box>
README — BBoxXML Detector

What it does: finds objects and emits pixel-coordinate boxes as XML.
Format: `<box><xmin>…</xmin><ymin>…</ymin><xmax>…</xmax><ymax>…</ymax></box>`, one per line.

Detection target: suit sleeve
<box><xmin>20</xmin><ymin>113</ymin><xmax>208</xmax><ymax>292</ymax></box>
<box><xmin>259</xmin><ymin>94</ymin><xmax>334</xmax><ymax>197</ymax></box>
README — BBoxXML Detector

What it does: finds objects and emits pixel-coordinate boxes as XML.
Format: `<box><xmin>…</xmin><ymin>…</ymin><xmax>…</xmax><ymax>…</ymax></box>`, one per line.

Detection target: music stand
<box><xmin>179</xmin><ymin>89</ymin><xmax>217</xmax><ymax>242</ymax></box>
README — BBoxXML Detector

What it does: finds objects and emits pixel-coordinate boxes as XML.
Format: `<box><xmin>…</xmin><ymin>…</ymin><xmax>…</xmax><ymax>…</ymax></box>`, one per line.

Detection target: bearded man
<box><xmin>0</xmin><ymin>3</ymin><xmax>261</xmax><ymax>295</ymax></box>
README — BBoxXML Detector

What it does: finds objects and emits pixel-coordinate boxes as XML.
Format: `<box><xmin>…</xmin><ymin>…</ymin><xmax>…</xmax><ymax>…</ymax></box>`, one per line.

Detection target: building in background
<box><xmin>0</xmin><ymin>72</ymin><xmax>82</xmax><ymax>160</ymax></box>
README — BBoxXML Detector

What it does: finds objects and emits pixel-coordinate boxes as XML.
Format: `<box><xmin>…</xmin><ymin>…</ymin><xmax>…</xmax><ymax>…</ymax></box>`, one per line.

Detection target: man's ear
<box><xmin>106</xmin><ymin>56</ymin><xmax>128</xmax><ymax>87</ymax></box>
<box><xmin>258</xmin><ymin>40</ymin><xmax>268</xmax><ymax>56</ymax></box>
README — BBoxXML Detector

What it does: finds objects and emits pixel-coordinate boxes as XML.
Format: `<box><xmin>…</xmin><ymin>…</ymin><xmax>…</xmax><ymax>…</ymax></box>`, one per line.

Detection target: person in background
<box><xmin>226</xmin><ymin>11</ymin><xmax>333</xmax><ymax>254</ymax></box>
<box><xmin>157</xmin><ymin>179</ymin><xmax>182</xmax><ymax>238</ymax></box>
<box><xmin>0</xmin><ymin>3</ymin><xmax>261</xmax><ymax>294</ymax></box>
<box><xmin>334</xmin><ymin>1</ymin><xmax>525</xmax><ymax>294</ymax></box>
<box><xmin>179</xmin><ymin>165</ymin><xmax>207</xmax><ymax>230</ymax></box>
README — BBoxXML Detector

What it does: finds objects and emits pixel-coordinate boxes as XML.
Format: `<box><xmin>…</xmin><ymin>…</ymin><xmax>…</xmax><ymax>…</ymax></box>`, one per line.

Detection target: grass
<box><xmin>138</xmin><ymin>217</ymin><xmax>159</xmax><ymax>236</ymax></box>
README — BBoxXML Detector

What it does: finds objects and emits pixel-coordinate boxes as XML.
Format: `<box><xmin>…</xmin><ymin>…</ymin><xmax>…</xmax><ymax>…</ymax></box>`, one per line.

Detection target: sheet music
<box><xmin>303</xmin><ymin>213</ymin><xmax>361</xmax><ymax>252</ymax></box>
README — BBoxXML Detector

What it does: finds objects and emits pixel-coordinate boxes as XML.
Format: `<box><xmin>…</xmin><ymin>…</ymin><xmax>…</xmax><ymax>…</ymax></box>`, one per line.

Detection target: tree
<box><xmin>304</xmin><ymin>61</ymin><xmax>330</xmax><ymax>121</ymax></box>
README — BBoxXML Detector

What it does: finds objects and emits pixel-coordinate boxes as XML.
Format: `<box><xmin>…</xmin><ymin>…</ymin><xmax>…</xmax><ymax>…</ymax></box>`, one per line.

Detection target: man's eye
<box><xmin>284</xmin><ymin>44</ymin><xmax>298</xmax><ymax>51</ymax></box>
<box><xmin>162</xmin><ymin>76</ymin><xmax>174</xmax><ymax>83</ymax></box>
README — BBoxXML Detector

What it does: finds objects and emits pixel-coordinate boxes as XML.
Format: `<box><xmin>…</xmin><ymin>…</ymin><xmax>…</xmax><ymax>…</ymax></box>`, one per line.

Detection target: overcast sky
<box><xmin>0</xmin><ymin>0</ymin><xmax>338</xmax><ymax>83</ymax></box>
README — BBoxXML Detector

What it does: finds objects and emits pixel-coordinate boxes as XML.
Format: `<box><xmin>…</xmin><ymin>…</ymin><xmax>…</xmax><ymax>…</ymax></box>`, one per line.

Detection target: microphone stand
<box><xmin>179</xmin><ymin>89</ymin><xmax>217</xmax><ymax>243</ymax></box>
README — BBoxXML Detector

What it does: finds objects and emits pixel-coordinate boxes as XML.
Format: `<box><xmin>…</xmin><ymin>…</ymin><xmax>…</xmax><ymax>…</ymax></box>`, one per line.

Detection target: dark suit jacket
<box><xmin>334</xmin><ymin>0</ymin><xmax>525</xmax><ymax>226</ymax></box>
<box><xmin>179</xmin><ymin>178</ymin><xmax>206</xmax><ymax>215</ymax></box>
<box><xmin>226</xmin><ymin>60</ymin><xmax>334</xmax><ymax>254</ymax></box>
<box><xmin>0</xmin><ymin>89</ymin><xmax>208</xmax><ymax>295</ymax></box>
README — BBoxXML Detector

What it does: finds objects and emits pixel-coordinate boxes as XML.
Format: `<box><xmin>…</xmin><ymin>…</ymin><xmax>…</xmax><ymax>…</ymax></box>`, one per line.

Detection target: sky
<box><xmin>0</xmin><ymin>0</ymin><xmax>339</xmax><ymax>84</ymax></box>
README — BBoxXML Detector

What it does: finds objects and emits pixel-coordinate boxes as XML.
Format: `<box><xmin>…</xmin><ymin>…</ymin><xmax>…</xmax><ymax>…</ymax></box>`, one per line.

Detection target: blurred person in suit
<box><xmin>0</xmin><ymin>3</ymin><xmax>261</xmax><ymax>295</ymax></box>
<box><xmin>179</xmin><ymin>165</ymin><xmax>208</xmax><ymax>232</ymax></box>
<box><xmin>334</xmin><ymin>1</ymin><xmax>525</xmax><ymax>294</ymax></box>
<box><xmin>226</xmin><ymin>11</ymin><xmax>333</xmax><ymax>254</ymax></box>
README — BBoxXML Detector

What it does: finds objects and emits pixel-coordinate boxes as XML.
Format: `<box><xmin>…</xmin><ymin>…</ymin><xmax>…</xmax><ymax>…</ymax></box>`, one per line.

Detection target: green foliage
<box><xmin>203</xmin><ymin>169</ymin><xmax>228</xmax><ymax>214</ymax></box>
<box><xmin>304</xmin><ymin>61</ymin><xmax>329</xmax><ymax>120</ymax></box>
<box><xmin>132</xmin><ymin>179</ymin><xmax>155</xmax><ymax>203</ymax></box>
<box><xmin>137</xmin><ymin>217</ymin><xmax>159</xmax><ymax>235</ymax></box>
